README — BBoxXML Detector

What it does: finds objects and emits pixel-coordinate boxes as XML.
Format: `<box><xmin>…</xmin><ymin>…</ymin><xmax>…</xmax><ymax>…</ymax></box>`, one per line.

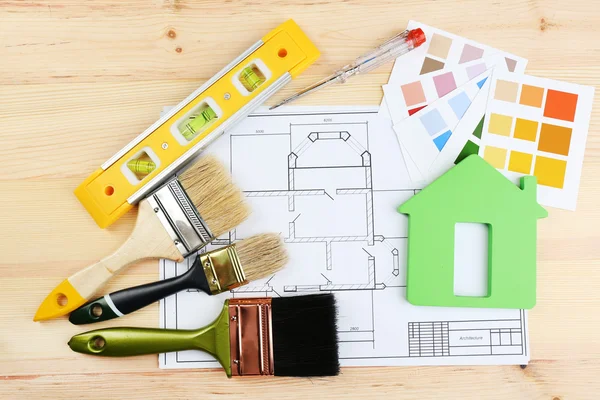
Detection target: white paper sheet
<box><xmin>158</xmin><ymin>106</ymin><xmax>529</xmax><ymax>369</ymax></box>
<box><xmin>478</xmin><ymin>71</ymin><xmax>595</xmax><ymax>210</ymax></box>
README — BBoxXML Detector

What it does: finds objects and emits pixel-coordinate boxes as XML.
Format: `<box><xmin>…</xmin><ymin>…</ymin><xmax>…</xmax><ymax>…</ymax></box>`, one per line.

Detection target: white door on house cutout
<box><xmin>454</xmin><ymin>222</ymin><xmax>489</xmax><ymax>297</ymax></box>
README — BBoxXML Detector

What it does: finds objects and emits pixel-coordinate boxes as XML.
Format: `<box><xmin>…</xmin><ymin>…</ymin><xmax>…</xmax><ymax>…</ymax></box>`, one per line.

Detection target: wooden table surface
<box><xmin>1</xmin><ymin>1</ymin><xmax>599</xmax><ymax>399</ymax></box>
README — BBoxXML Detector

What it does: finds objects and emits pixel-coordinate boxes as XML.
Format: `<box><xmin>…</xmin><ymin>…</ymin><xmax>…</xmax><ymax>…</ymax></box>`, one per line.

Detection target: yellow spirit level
<box><xmin>75</xmin><ymin>19</ymin><xmax>319</xmax><ymax>228</ymax></box>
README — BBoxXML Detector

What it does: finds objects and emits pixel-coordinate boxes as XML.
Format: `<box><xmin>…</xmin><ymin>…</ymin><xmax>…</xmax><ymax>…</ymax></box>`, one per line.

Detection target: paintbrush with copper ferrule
<box><xmin>68</xmin><ymin>293</ymin><xmax>340</xmax><ymax>378</ymax></box>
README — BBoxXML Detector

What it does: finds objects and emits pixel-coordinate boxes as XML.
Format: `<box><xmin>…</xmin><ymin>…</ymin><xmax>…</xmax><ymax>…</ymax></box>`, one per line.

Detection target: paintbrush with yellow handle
<box><xmin>34</xmin><ymin>155</ymin><xmax>250</xmax><ymax>321</ymax></box>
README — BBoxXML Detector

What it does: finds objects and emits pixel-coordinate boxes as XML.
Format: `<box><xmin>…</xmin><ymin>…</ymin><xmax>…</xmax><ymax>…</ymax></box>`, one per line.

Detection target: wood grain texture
<box><xmin>0</xmin><ymin>0</ymin><xmax>599</xmax><ymax>398</ymax></box>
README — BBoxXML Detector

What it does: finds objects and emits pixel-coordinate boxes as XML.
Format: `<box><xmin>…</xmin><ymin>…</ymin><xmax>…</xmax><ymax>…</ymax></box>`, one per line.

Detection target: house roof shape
<box><xmin>399</xmin><ymin>155</ymin><xmax>548</xmax><ymax>220</ymax></box>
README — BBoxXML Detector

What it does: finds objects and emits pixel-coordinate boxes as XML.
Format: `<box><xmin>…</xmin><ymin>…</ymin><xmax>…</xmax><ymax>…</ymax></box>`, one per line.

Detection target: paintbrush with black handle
<box><xmin>69</xmin><ymin>234</ymin><xmax>287</xmax><ymax>324</ymax></box>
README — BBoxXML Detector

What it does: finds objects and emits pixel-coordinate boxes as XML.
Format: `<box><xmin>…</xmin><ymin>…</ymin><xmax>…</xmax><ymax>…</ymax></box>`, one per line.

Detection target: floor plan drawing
<box><xmin>159</xmin><ymin>106</ymin><xmax>529</xmax><ymax>369</ymax></box>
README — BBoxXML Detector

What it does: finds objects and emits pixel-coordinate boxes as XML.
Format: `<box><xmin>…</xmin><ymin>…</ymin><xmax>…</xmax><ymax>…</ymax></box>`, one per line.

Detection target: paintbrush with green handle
<box><xmin>68</xmin><ymin>294</ymin><xmax>340</xmax><ymax>378</ymax></box>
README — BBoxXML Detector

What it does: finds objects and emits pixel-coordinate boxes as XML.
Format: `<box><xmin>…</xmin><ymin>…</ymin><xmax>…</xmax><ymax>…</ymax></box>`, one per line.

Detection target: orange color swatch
<box><xmin>519</xmin><ymin>85</ymin><xmax>544</xmax><ymax>108</ymax></box>
<box><xmin>538</xmin><ymin>123</ymin><xmax>572</xmax><ymax>156</ymax></box>
<box><xmin>544</xmin><ymin>90</ymin><xmax>578</xmax><ymax>122</ymax></box>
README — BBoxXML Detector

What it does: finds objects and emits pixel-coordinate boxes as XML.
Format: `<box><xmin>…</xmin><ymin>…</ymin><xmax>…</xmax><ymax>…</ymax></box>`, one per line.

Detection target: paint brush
<box><xmin>68</xmin><ymin>234</ymin><xmax>288</xmax><ymax>324</ymax></box>
<box><xmin>34</xmin><ymin>155</ymin><xmax>251</xmax><ymax>322</ymax></box>
<box><xmin>68</xmin><ymin>293</ymin><xmax>340</xmax><ymax>377</ymax></box>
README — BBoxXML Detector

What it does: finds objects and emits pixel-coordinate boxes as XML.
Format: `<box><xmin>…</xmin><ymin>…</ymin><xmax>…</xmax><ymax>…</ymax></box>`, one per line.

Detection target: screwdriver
<box><xmin>270</xmin><ymin>28</ymin><xmax>426</xmax><ymax>110</ymax></box>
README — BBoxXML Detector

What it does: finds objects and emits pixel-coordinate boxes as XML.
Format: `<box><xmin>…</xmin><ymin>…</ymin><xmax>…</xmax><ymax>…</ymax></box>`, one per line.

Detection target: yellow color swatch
<box><xmin>488</xmin><ymin>113</ymin><xmax>513</xmax><ymax>136</ymax></box>
<box><xmin>483</xmin><ymin>146</ymin><xmax>508</xmax><ymax>169</ymax></box>
<box><xmin>508</xmin><ymin>151</ymin><xmax>533</xmax><ymax>174</ymax></box>
<box><xmin>513</xmin><ymin>118</ymin><xmax>538</xmax><ymax>141</ymax></box>
<box><xmin>534</xmin><ymin>156</ymin><xmax>567</xmax><ymax>189</ymax></box>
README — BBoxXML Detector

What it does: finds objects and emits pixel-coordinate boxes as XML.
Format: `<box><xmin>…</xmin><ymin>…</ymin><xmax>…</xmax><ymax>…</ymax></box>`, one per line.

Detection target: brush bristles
<box><xmin>235</xmin><ymin>234</ymin><xmax>288</xmax><ymax>283</ymax></box>
<box><xmin>178</xmin><ymin>155</ymin><xmax>251</xmax><ymax>237</ymax></box>
<box><xmin>271</xmin><ymin>294</ymin><xmax>340</xmax><ymax>377</ymax></box>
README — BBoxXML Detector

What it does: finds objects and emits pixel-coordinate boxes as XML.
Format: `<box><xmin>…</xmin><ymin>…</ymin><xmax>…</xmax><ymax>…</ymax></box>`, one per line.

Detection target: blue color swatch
<box><xmin>448</xmin><ymin>92</ymin><xmax>471</xmax><ymax>119</ymax></box>
<box><xmin>420</xmin><ymin>109</ymin><xmax>446</xmax><ymax>136</ymax></box>
<box><xmin>433</xmin><ymin>130</ymin><xmax>452</xmax><ymax>150</ymax></box>
<box><xmin>477</xmin><ymin>77</ymin><xmax>488</xmax><ymax>89</ymax></box>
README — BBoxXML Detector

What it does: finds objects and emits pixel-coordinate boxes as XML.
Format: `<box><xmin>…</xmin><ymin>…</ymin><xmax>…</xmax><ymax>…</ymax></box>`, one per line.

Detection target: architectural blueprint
<box><xmin>158</xmin><ymin>106</ymin><xmax>529</xmax><ymax>368</ymax></box>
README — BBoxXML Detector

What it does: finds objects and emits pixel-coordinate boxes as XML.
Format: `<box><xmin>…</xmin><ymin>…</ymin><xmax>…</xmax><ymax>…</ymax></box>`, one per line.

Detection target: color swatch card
<box><xmin>387</xmin><ymin>21</ymin><xmax>527</xmax><ymax>85</ymax></box>
<box><xmin>394</xmin><ymin>70</ymin><xmax>489</xmax><ymax>185</ymax></box>
<box><xmin>379</xmin><ymin>21</ymin><xmax>527</xmax><ymax>183</ymax></box>
<box><xmin>383</xmin><ymin>54</ymin><xmax>517</xmax><ymax>124</ymax></box>
<box><xmin>383</xmin><ymin>59</ymin><xmax>485</xmax><ymax>123</ymax></box>
<box><xmin>479</xmin><ymin>71</ymin><xmax>595</xmax><ymax>210</ymax></box>
<box><xmin>427</xmin><ymin>77</ymin><xmax>492</xmax><ymax>184</ymax></box>
<box><xmin>426</xmin><ymin>56</ymin><xmax>519</xmax><ymax>184</ymax></box>
<box><xmin>379</xmin><ymin>20</ymin><xmax>526</xmax><ymax>123</ymax></box>
<box><xmin>394</xmin><ymin>71</ymin><xmax>490</xmax><ymax>176</ymax></box>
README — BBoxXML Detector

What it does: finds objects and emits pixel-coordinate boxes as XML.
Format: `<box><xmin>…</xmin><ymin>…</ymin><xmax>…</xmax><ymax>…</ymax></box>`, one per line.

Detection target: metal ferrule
<box><xmin>145</xmin><ymin>177</ymin><xmax>213</xmax><ymax>256</ymax></box>
<box><xmin>201</xmin><ymin>244</ymin><xmax>248</xmax><ymax>294</ymax></box>
<box><xmin>228</xmin><ymin>297</ymin><xmax>274</xmax><ymax>376</ymax></box>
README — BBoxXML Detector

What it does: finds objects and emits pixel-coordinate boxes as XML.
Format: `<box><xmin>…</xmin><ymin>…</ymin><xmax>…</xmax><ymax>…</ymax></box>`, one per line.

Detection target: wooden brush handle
<box><xmin>69</xmin><ymin>257</ymin><xmax>211</xmax><ymax>325</ymax></box>
<box><xmin>33</xmin><ymin>200</ymin><xmax>184</xmax><ymax>321</ymax></box>
<box><xmin>72</xmin><ymin>200</ymin><xmax>185</xmax><ymax>298</ymax></box>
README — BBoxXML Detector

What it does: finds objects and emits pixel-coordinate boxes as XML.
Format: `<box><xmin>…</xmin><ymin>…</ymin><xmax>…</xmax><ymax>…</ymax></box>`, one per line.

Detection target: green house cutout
<box><xmin>398</xmin><ymin>155</ymin><xmax>547</xmax><ymax>309</ymax></box>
